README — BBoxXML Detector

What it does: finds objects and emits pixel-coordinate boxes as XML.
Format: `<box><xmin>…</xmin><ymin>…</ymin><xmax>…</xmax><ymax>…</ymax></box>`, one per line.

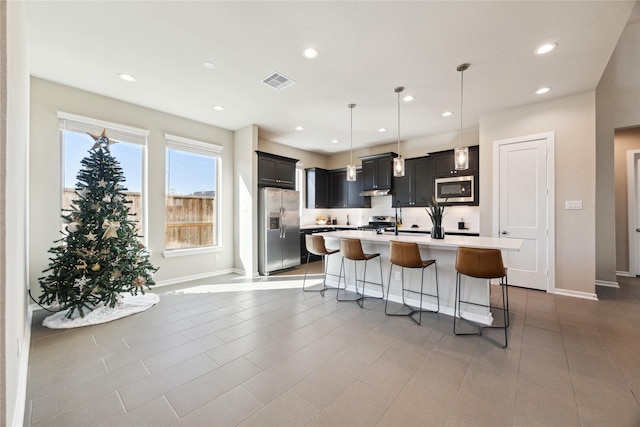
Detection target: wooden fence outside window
<box><xmin>63</xmin><ymin>189</ymin><xmax>216</xmax><ymax>248</ymax></box>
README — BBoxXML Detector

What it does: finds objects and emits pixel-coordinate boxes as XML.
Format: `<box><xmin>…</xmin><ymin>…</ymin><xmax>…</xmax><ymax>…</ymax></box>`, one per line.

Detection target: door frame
<box><xmin>626</xmin><ymin>150</ymin><xmax>640</xmax><ymax>276</ymax></box>
<box><xmin>492</xmin><ymin>132</ymin><xmax>556</xmax><ymax>293</ymax></box>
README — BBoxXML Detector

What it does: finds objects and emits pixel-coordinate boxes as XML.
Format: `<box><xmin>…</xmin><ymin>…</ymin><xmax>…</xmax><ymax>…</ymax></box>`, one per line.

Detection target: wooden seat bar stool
<box><xmin>336</xmin><ymin>238</ymin><xmax>384</xmax><ymax>308</ymax></box>
<box><xmin>454</xmin><ymin>246</ymin><xmax>510</xmax><ymax>348</ymax></box>
<box><xmin>302</xmin><ymin>234</ymin><xmax>340</xmax><ymax>296</ymax></box>
<box><xmin>385</xmin><ymin>240</ymin><xmax>439</xmax><ymax>325</ymax></box>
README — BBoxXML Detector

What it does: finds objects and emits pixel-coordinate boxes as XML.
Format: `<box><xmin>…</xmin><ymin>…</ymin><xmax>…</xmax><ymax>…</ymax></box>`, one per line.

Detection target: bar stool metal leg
<box><xmin>385</xmin><ymin>241</ymin><xmax>439</xmax><ymax>325</ymax></box>
<box><xmin>336</xmin><ymin>238</ymin><xmax>384</xmax><ymax>308</ymax></box>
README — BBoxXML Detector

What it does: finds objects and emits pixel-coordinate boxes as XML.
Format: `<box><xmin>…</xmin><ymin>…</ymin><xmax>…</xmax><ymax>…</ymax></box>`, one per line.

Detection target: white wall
<box><xmin>3</xmin><ymin>1</ymin><xmax>31</xmax><ymax>425</ymax></box>
<box><xmin>29</xmin><ymin>78</ymin><xmax>236</xmax><ymax>296</ymax></box>
<box><xmin>596</xmin><ymin>1</ymin><xmax>640</xmax><ymax>284</ymax></box>
<box><xmin>480</xmin><ymin>91</ymin><xmax>596</xmax><ymax>295</ymax></box>
<box><xmin>234</xmin><ymin>125</ymin><xmax>258</xmax><ymax>276</ymax></box>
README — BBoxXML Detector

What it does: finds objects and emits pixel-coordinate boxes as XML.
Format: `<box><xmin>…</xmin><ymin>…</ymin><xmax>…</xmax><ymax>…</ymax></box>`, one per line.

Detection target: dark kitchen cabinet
<box><xmin>361</xmin><ymin>152</ymin><xmax>396</xmax><ymax>191</ymax></box>
<box><xmin>329</xmin><ymin>169</ymin><xmax>347</xmax><ymax>208</ymax></box>
<box><xmin>347</xmin><ymin>168</ymin><xmax>369</xmax><ymax>208</ymax></box>
<box><xmin>305</xmin><ymin>168</ymin><xmax>330</xmax><ymax>208</ymax></box>
<box><xmin>392</xmin><ymin>156</ymin><xmax>434</xmax><ymax>207</ymax></box>
<box><xmin>432</xmin><ymin>146</ymin><xmax>478</xmax><ymax>178</ymax></box>
<box><xmin>328</xmin><ymin>168</ymin><xmax>370</xmax><ymax>209</ymax></box>
<box><xmin>256</xmin><ymin>151</ymin><xmax>298</xmax><ymax>189</ymax></box>
<box><xmin>300</xmin><ymin>227</ymin><xmax>335</xmax><ymax>263</ymax></box>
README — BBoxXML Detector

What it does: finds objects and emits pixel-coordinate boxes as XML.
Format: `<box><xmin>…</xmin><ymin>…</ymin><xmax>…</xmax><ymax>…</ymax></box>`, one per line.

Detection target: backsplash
<box><xmin>302</xmin><ymin>195</ymin><xmax>480</xmax><ymax>233</ymax></box>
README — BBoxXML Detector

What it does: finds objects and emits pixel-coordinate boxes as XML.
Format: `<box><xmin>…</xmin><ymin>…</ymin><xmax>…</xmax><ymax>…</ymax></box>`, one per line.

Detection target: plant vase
<box><xmin>431</xmin><ymin>226</ymin><xmax>445</xmax><ymax>239</ymax></box>
<box><xmin>426</xmin><ymin>196</ymin><xmax>447</xmax><ymax>240</ymax></box>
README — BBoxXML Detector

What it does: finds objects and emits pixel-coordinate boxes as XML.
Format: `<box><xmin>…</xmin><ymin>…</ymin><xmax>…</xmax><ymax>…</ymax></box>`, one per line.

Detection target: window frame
<box><xmin>58</xmin><ymin>112</ymin><xmax>149</xmax><ymax>246</ymax></box>
<box><xmin>163</xmin><ymin>133</ymin><xmax>223</xmax><ymax>258</ymax></box>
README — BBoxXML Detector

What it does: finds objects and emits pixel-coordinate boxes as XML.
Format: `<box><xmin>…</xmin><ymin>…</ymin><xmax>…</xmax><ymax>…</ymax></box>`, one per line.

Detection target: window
<box><xmin>164</xmin><ymin>134</ymin><xmax>222</xmax><ymax>255</ymax></box>
<box><xmin>59</xmin><ymin>113</ymin><xmax>148</xmax><ymax>239</ymax></box>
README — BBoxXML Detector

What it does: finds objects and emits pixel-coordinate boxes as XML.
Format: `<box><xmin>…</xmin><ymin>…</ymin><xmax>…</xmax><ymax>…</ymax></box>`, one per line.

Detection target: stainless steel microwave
<box><xmin>435</xmin><ymin>176</ymin><xmax>474</xmax><ymax>203</ymax></box>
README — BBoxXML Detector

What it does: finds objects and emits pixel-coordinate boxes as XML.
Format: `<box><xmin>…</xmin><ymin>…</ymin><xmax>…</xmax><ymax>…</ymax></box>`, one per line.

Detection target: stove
<box><xmin>357</xmin><ymin>215</ymin><xmax>397</xmax><ymax>232</ymax></box>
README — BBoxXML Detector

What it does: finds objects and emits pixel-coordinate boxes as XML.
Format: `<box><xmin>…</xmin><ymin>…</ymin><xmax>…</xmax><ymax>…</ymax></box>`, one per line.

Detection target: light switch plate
<box><xmin>565</xmin><ymin>200</ymin><xmax>582</xmax><ymax>210</ymax></box>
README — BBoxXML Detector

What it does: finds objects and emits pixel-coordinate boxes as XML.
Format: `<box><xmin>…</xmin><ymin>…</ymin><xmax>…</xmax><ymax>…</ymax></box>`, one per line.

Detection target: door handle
<box><xmin>501</xmin><ymin>230</ymin><xmax>508</xmax><ymax>235</ymax></box>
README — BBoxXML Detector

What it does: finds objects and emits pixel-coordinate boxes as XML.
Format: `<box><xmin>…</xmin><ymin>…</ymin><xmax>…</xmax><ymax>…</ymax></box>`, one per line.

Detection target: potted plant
<box><xmin>426</xmin><ymin>196</ymin><xmax>446</xmax><ymax>239</ymax></box>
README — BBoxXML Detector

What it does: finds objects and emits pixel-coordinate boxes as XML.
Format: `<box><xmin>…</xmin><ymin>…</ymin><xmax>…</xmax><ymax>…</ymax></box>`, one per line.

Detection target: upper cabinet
<box><xmin>306</xmin><ymin>167</ymin><xmax>370</xmax><ymax>209</ymax></box>
<box><xmin>392</xmin><ymin>156</ymin><xmax>434</xmax><ymax>207</ymax></box>
<box><xmin>328</xmin><ymin>168</ymin><xmax>370</xmax><ymax>209</ymax></box>
<box><xmin>256</xmin><ymin>151</ymin><xmax>298</xmax><ymax>189</ymax></box>
<box><xmin>305</xmin><ymin>167</ymin><xmax>330</xmax><ymax>208</ymax></box>
<box><xmin>361</xmin><ymin>152</ymin><xmax>396</xmax><ymax>191</ymax></box>
<box><xmin>431</xmin><ymin>145</ymin><xmax>479</xmax><ymax>177</ymax></box>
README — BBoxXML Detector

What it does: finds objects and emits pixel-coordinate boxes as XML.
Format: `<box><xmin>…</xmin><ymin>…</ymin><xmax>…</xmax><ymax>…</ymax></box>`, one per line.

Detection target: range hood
<box><xmin>359</xmin><ymin>189</ymin><xmax>391</xmax><ymax>197</ymax></box>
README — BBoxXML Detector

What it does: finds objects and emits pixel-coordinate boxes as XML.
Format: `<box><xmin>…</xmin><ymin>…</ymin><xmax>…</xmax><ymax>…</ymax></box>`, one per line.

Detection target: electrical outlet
<box><xmin>565</xmin><ymin>200</ymin><xmax>583</xmax><ymax>210</ymax></box>
<box><xmin>395</xmin><ymin>271</ymin><xmax>401</xmax><ymax>281</ymax></box>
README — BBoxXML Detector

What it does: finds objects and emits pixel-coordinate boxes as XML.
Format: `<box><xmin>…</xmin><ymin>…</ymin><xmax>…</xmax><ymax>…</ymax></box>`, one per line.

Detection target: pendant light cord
<box><xmin>460</xmin><ymin>67</ymin><xmax>463</xmax><ymax>149</ymax></box>
<box><xmin>397</xmin><ymin>90</ymin><xmax>401</xmax><ymax>154</ymax></box>
<box><xmin>348</xmin><ymin>103</ymin><xmax>355</xmax><ymax>165</ymax></box>
<box><xmin>456</xmin><ymin>63</ymin><xmax>469</xmax><ymax>149</ymax></box>
<box><xmin>394</xmin><ymin>86</ymin><xmax>404</xmax><ymax>156</ymax></box>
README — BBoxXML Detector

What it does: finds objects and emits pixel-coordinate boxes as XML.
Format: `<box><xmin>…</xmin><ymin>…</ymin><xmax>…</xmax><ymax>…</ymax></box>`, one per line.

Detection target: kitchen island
<box><xmin>317</xmin><ymin>230</ymin><xmax>523</xmax><ymax>325</ymax></box>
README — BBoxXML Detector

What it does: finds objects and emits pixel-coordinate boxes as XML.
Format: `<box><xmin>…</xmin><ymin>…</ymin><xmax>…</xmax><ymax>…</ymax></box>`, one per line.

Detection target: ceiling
<box><xmin>25</xmin><ymin>1</ymin><xmax>635</xmax><ymax>154</ymax></box>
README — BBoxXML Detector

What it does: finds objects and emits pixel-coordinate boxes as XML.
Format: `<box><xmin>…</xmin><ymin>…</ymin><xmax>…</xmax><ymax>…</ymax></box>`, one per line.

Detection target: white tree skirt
<box><xmin>43</xmin><ymin>293</ymin><xmax>160</xmax><ymax>329</ymax></box>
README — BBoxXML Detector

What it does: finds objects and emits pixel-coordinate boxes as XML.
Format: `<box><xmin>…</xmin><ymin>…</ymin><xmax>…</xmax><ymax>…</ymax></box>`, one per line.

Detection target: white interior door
<box><xmin>495</xmin><ymin>135</ymin><xmax>551</xmax><ymax>291</ymax></box>
<box><xmin>626</xmin><ymin>151</ymin><xmax>640</xmax><ymax>276</ymax></box>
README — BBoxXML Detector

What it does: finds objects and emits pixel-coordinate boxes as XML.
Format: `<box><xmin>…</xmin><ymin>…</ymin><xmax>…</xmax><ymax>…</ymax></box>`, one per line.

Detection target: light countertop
<box><xmin>317</xmin><ymin>229</ymin><xmax>523</xmax><ymax>252</ymax></box>
<box><xmin>300</xmin><ymin>224</ymin><xmax>358</xmax><ymax>230</ymax></box>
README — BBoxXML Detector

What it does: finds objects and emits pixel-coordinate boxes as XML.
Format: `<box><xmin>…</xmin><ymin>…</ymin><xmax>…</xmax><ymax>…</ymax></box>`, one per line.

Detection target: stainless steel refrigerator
<box><xmin>259</xmin><ymin>187</ymin><xmax>300</xmax><ymax>275</ymax></box>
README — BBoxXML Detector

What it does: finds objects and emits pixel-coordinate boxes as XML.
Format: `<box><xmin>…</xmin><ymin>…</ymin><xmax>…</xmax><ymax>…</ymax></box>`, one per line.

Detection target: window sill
<box><xmin>162</xmin><ymin>246</ymin><xmax>222</xmax><ymax>258</ymax></box>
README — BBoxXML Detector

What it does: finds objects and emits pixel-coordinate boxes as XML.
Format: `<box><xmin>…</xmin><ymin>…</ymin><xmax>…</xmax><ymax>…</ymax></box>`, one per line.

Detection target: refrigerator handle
<box><xmin>281</xmin><ymin>206</ymin><xmax>287</xmax><ymax>238</ymax></box>
<box><xmin>280</xmin><ymin>206</ymin><xmax>284</xmax><ymax>239</ymax></box>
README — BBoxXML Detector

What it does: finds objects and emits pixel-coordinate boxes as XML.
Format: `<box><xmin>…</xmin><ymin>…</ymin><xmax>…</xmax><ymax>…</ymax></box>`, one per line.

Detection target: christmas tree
<box><xmin>38</xmin><ymin>130</ymin><xmax>158</xmax><ymax>318</ymax></box>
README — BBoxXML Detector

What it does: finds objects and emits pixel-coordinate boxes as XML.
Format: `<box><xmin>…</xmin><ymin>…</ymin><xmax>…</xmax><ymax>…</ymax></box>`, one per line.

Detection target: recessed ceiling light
<box><xmin>378</xmin><ymin>128</ymin><xmax>387</xmax><ymax>132</ymax></box>
<box><xmin>295</xmin><ymin>126</ymin><xmax>304</xmax><ymax>131</ymax></box>
<box><xmin>442</xmin><ymin>111</ymin><xmax>453</xmax><ymax>117</ymax></box>
<box><xmin>303</xmin><ymin>48</ymin><xmax>319</xmax><ymax>59</ymax></box>
<box><xmin>403</xmin><ymin>95</ymin><xmax>415</xmax><ymax>102</ymax></box>
<box><xmin>203</xmin><ymin>62</ymin><xmax>216</xmax><ymax>70</ymax></box>
<box><xmin>213</xmin><ymin>105</ymin><xmax>224</xmax><ymax>111</ymax></box>
<box><xmin>331</xmin><ymin>139</ymin><xmax>338</xmax><ymax>144</ymax></box>
<box><xmin>118</xmin><ymin>73</ymin><xmax>136</xmax><ymax>82</ymax></box>
<box><xmin>535</xmin><ymin>43</ymin><xmax>557</xmax><ymax>55</ymax></box>
<box><xmin>536</xmin><ymin>87</ymin><xmax>551</xmax><ymax>95</ymax></box>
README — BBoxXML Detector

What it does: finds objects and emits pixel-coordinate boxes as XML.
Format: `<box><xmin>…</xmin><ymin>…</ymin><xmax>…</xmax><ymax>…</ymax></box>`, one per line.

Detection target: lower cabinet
<box><xmin>300</xmin><ymin>228</ymin><xmax>334</xmax><ymax>263</ymax></box>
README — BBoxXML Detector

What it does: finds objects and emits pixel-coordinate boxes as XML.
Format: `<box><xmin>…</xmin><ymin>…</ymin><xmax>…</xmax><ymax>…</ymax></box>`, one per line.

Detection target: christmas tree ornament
<box><xmin>67</xmin><ymin>222</ymin><xmax>80</xmax><ymax>233</ymax></box>
<box><xmin>75</xmin><ymin>259</ymin><xmax>87</xmax><ymax>270</ymax></box>
<box><xmin>85</xmin><ymin>232</ymin><xmax>97</xmax><ymax>241</ymax></box>
<box><xmin>102</xmin><ymin>218</ymin><xmax>120</xmax><ymax>238</ymax></box>
<box><xmin>88</xmin><ymin>129</ymin><xmax>117</xmax><ymax>152</ymax></box>
<box><xmin>91</xmin><ymin>263</ymin><xmax>101</xmax><ymax>272</ymax></box>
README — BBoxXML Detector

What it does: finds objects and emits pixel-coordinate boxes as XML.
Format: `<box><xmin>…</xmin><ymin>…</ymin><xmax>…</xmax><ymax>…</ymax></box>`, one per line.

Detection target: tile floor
<box><xmin>23</xmin><ymin>264</ymin><xmax>640</xmax><ymax>426</ymax></box>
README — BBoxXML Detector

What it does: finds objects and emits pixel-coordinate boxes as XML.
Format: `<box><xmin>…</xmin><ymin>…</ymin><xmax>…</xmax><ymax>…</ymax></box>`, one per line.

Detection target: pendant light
<box><xmin>346</xmin><ymin>103</ymin><xmax>357</xmax><ymax>181</ymax></box>
<box><xmin>455</xmin><ymin>63</ymin><xmax>470</xmax><ymax>170</ymax></box>
<box><xmin>393</xmin><ymin>86</ymin><xmax>405</xmax><ymax>177</ymax></box>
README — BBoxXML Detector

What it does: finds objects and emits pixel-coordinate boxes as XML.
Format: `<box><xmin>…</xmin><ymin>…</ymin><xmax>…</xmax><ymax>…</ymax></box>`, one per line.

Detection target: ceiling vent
<box><xmin>262</xmin><ymin>72</ymin><xmax>296</xmax><ymax>91</ymax></box>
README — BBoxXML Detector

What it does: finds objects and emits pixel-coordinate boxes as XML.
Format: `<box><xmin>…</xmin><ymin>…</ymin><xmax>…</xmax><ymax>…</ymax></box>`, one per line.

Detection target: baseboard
<box><xmin>154</xmin><ymin>268</ymin><xmax>237</xmax><ymax>287</ymax></box>
<box><xmin>615</xmin><ymin>271</ymin><xmax>632</xmax><ymax>277</ymax></box>
<box><xmin>13</xmin><ymin>303</ymin><xmax>33</xmax><ymax>427</ymax></box>
<box><xmin>595</xmin><ymin>280</ymin><xmax>620</xmax><ymax>288</ymax></box>
<box><xmin>554</xmin><ymin>288</ymin><xmax>599</xmax><ymax>300</ymax></box>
